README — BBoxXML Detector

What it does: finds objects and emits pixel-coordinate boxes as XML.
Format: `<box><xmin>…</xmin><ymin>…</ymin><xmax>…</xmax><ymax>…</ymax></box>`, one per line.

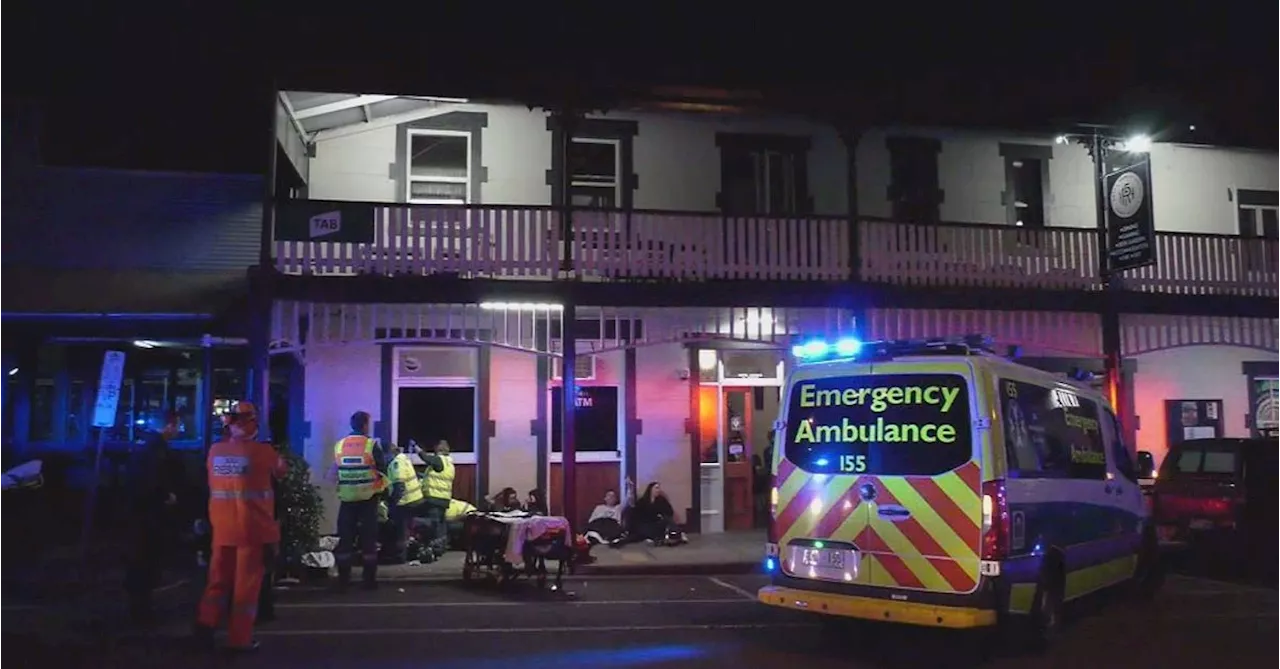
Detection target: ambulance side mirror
<box><xmin>1135</xmin><ymin>451</ymin><xmax>1156</xmax><ymax>479</ymax></box>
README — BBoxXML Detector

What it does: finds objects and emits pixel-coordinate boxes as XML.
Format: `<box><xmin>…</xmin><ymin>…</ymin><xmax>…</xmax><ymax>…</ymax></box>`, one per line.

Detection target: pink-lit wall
<box><xmin>489</xmin><ymin>347</ymin><xmax>538</xmax><ymax>495</ymax></box>
<box><xmin>634</xmin><ymin>343</ymin><xmax>693</xmax><ymax>522</ymax></box>
<box><xmin>1132</xmin><ymin>345</ymin><xmax>1277</xmax><ymax>467</ymax></box>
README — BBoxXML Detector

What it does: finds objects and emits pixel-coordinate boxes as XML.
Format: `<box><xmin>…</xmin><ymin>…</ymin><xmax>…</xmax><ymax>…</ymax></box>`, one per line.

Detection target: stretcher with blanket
<box><xmin>461</xmin><ymin>511</ymin><xmax>574</xmax><ymax>588</ymax></box>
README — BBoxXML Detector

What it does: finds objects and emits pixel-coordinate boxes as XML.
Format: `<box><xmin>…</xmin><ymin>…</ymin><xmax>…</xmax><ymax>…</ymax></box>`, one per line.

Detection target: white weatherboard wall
<box><xmin>307</xmin><ymin>102</ymin><xmax>848</xmax><ymax>215</ymax></box>
<box><xmin>1132</xmin><ymin>345</ymin><xmax>1278</xmax><ymax>467</ymax></box>
<box><xmin>856</xmin><ymin>128</ymin><xmax>1279</xmax><ymax>233</ymax></box>
<box><xmin>303</xmin><ymin>343</ymin><xmax>382</xmax><ymax>534</ymax></box>
<box><xmin>635</xmin><ymin>342</ymin><xmax>694</xmax><ymax>522</ymax></box>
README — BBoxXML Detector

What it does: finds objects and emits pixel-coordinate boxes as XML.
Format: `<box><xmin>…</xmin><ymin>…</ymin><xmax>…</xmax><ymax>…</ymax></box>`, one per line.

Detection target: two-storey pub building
<box><xmin>6</xmin><ymin>90</ymin><xmax>1276</xmax><ymax>532</ymax></box>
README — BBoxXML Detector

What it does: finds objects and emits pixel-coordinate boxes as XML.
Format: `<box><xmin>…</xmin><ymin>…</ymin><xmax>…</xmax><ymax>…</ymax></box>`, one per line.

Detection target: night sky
<box><xmin>7</xmin><ymin>2</ymin><xmax>1276</xmax><ymax>174</ymax></box>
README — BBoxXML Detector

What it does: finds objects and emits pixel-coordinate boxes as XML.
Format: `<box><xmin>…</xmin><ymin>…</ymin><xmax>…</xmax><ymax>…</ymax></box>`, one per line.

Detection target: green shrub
<box><xmin>277</xmin><ymin>448</ymin><xmax>323</xmax><ymax>570</ymax></box>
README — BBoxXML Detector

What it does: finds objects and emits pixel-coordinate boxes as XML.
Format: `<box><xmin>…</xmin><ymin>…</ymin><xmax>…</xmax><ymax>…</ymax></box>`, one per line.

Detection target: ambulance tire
<box><xmin>1025</xmin><ymin>563</ymin><xmax>1064</xmax><ymax>653</ymax></box>
<box><xmin>1128</xmin><ymin>527</ymin><xmax>1164</xmax><ymax>601</ymax></box>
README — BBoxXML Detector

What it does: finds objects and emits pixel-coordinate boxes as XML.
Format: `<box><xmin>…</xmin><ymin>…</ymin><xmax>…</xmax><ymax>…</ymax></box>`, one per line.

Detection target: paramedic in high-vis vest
<box><xmin>326</xmin><ymin>411</ymin><xmax>388</xmax><ymax>589</ymax></box>
<box><xmin>193</xmin><ymin>401</ymin><xmax>286</xmax><ymax>653</ymax></box>
<box><xmin>420</xmin><ymin>440</ymin><xmax>455</xmax><ymax>558</ymax></box>
<box><xmin>386</xmin><ymin>441</ymin><xmax>426</xmax><ymax>563</ymax></box>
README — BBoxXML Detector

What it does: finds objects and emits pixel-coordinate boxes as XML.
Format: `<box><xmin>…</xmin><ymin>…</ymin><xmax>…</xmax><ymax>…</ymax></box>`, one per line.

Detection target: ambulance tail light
<box><xmin>767</xmin><ymin>485</ymin><xmax>780</xmax><ymax>543</ymax></box>
<box><xmin>981</xmin><ymin>479</ymin><xmax>1011</xmax><ymax>560</ymax></box>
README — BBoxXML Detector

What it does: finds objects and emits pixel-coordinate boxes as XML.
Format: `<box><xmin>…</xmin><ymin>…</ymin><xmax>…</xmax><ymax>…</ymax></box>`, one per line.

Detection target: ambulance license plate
<box><xmin>788</xmin><ymin>546</ymin><xmax>857</xmax><ymax>581</ymax></box>
<box><xmin>1188</xmin><ymin>519</ymin><xmax>1213</xmax><ymax>530</ymax></box>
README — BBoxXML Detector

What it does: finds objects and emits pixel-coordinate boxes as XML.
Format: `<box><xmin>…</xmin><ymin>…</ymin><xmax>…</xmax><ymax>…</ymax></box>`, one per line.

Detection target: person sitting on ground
<box><xmin>630</xmin><ymin>482</ymin><xmax>688</xmax><ymax>546</ymax></box>
<box><xmin>584</xmin><ymin>479</ymin><xmax>634</xmax><ymax>546</ymax></box>
<box><xmin>489</xmin><ymin>487</ymin><xmax>523</xmax><ymax>513</ymax></box>
<box><xmin>525</xmin><ymin>489</ymin><xmax>548</xmax><ymax>516</ymax></box>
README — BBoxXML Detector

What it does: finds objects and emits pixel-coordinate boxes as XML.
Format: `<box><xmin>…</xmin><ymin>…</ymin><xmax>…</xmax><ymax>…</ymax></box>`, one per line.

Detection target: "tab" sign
<box><xmin>309</xmin><ymin>211</ymin><xmax>342</xmax><ymax>239</ymax></box>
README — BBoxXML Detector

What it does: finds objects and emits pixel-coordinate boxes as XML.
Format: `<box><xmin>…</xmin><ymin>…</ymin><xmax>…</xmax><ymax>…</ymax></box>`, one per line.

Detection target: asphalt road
<box><xmin>4</xmin><ymin>570</ymin><xmax>1276</xmax><ymax>669</ymax></box>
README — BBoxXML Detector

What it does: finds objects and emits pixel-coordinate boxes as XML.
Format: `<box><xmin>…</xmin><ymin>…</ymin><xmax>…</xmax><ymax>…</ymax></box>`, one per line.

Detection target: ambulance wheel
<box><xmin>1026</xmin><ymin>566</ymin><xmax>1064</xmax><ymax>652</ymax></box>
<box><xmin>1128</xmin><ymin>528</ymin><xmax>1164</xmax><ymax>601</ymax></box>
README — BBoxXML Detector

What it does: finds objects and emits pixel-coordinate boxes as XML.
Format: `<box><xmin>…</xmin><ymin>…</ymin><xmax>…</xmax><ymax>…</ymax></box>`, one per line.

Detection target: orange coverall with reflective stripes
<box><xmin>196</xmin><ymin>438</ymin><xmax>287</xmax><ymax>649</ymax></box>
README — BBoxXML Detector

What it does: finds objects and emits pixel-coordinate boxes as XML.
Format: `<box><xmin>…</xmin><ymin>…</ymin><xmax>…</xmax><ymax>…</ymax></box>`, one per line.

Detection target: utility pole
<box><xmin>555</xmin><ymin>106</ymin><xmax>579</xmax><ymax>528</ymax></box>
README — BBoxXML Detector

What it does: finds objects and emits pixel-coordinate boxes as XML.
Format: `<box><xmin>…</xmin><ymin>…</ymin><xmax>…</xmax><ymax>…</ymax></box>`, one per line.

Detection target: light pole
<box><xmin>1054</xmin><ymin>125</ymin><xmax>1152</xmax><ymax>287</ymax></box>
<box><xmin>1054</xmin><ymin>126</ymin><xmax>1152</xmax><ymax>447</ymax></box>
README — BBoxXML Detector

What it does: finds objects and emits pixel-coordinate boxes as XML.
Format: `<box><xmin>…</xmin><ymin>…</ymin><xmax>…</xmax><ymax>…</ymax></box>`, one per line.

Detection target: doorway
<box><xmin>721</xmin><ymin>386</ymin><xmax>779</xmax><ymax>530</ymax></box>
<box><xmin>697</xmin><ymin>348</ymin><xmax>784</xmax><ymax>533</ymax></box>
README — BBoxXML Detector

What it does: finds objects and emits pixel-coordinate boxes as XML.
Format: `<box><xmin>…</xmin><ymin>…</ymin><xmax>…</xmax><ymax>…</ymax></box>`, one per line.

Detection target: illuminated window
<box><xmin>407</xmin><ymin>132</ymin><xmax>469</xmax><ymax>205</ymax></box>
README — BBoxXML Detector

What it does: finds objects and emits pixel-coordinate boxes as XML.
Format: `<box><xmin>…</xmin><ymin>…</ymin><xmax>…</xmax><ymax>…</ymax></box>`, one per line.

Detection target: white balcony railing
<box><xmin>272</xmin><ymin>202</ymin><xmax>1279</xmax><ymax>297</ymax></box>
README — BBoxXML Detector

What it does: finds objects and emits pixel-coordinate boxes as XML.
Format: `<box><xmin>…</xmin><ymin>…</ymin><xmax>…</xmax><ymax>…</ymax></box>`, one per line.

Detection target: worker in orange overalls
<box><xmin>192</xmin><ymin>401</ymin><xmax>286</xmax><ymax>653</ymax></box>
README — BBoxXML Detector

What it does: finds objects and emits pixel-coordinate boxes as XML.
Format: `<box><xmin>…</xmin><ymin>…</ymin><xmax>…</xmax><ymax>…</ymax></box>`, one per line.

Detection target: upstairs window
<box><xmin>887</xmin><ymin>137</ymin><xmax>943</xmax><ymax>224</ymax></box>
<box><xmin>1010</xmin><ymin>158</ymin><xmax>1047</xmax><ymax>228</ymax></box>
<box><xmin>568</xmin><ymin>138</ymin><xmax>620</xmax><ymax>208</ymax></box>
<box><xmin>407</xmin><ymin>132</ymin><xmax>469</xmax><ymax>204</ymax></box>
<box><xmin>717</xmin><ymin>134</ymin><xmax>812</xmax><ymax>216</ymax></box>
<box><xmin>1237</xmin><ymin>189</ymin><xmax>1278</xmax><ymax>273</ymax></box>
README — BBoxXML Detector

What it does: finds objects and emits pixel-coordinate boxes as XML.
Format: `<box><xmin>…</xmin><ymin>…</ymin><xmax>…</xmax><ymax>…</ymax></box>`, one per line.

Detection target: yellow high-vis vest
<box><xmin>424</xmin><ymin>455</ymin><xmax>455</xmax><ymax>501</ymax></box>
<box><xmin>388</xmin><ymin>452</ymin><xmax>424</xmax><ymax>506</ymax></box>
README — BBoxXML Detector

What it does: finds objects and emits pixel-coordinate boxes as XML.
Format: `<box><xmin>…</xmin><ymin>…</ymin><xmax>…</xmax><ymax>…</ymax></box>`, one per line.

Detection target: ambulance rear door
<box><xmin>854</xmin><ymin>359</ymin><xmax>985</xmax><ymax>595</ymax></box>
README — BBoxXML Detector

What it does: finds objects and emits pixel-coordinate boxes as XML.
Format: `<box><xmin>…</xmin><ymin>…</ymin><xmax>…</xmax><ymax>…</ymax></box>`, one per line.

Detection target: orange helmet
<box><xmin>224</xmin><ymin>400</ymin><xmax>260</xmax><ymax>439</ymax></box>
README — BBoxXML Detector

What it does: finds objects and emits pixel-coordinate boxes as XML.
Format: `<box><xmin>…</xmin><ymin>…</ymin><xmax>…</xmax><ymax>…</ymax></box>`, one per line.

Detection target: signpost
<box><xmin>1104</xmin><ymin>159</ymin><xmax>1157</xmax><ymax>273</ymax></box>
<box><xmin>79</xmin><ymin>351</ymin><xmax>127</xmax><ymax>567</ymax></box>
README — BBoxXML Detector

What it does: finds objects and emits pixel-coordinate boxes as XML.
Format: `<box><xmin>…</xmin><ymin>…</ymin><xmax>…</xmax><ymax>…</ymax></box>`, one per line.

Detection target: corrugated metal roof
<box><xmin>282</xmin><ymin>91</ymin><xmax>465</xmax><ymax>137</ymax></box>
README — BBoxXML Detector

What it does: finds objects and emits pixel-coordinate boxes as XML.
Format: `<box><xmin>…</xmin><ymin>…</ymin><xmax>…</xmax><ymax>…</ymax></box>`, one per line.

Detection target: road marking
<box><xmin>278</xmin><ymin>598</ymin><xmax>749</xmax><ymax>609</ymax></box>
<box><xmin>257</xmin><ymin>622</ymin><xmax>816</xmax><ymax>636</ymax></box>
<box><xmin>707</xmin><ymin>576</ymin><xmax>757</xmax><ymax>601</ymax></box>
<box><xmin>1167</xmin><ymin>574</ymin><xmax>1276</xmax><ymax>594</ymax></box>
<box><xmin>2</xmin><ymin>580</ymin><xmax>191</xmax><ymax>612</ymax></box>
<box><xmin>1161</xmin><ymin>612</ymin><xmax>1279</xmax><ymax>620</ymax></box>
<box><xmin>154</xmin><ymin>579</ymin><xmax>189</xmax><ymax>594</ymax></box>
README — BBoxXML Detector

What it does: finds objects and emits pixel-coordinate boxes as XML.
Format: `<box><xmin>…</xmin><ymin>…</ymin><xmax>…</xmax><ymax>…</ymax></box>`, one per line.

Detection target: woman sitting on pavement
<box><xmin>584</xmin><ymin>478</ymin><xmax>633</xmax><ymax>546</ymax></box>
<box><xmin>525</xmin><ymin>489</ymin><xmax>549</xmax><ymax>516</ymax></box>
<box><xmin>630</xmin><ymin>482</ymin><xmax>688</xmax><ymax>546</ymax></box>
<box><xmin>488</xmin><ymin>487</ymin><xmax>524</xmax><ymax>513</ymax></box>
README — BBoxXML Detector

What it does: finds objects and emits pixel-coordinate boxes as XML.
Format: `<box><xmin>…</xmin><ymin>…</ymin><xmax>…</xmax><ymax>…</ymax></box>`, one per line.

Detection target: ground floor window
<box><xmin>549</xmin><ymin>385</ymin><xmax>619</xmax><ymax>454</ymax></box>
<box><xmin>1252</xmin><ymin>377</ymin><xmax>1278</xmax><ymax>437</ymax></box>
<box><xmin>395</xmin><ymin>386</ymin><xmax>476</xmax><ymax>456</ymax></box>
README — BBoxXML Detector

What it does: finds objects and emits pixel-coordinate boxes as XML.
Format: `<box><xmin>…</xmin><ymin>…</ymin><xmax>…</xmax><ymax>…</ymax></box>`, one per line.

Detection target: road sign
<box><xmin>91</xmin><ymin>351</ymin><xmax>127</xmax><ymax>428</ymax></box>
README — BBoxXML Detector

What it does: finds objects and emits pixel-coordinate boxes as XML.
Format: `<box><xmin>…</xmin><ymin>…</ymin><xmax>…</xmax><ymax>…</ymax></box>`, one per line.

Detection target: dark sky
<box><xmin>8</xmin><ymin>3</ymin><xmax>1276</xmax><ymax>174</ymax></box>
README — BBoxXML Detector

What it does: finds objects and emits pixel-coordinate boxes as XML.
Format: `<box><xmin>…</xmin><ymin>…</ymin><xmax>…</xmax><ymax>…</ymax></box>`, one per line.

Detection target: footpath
<box><xmin>378</xmin><ymin>529</ymin><xmax>766</xmax><ymax>580</ymax></box>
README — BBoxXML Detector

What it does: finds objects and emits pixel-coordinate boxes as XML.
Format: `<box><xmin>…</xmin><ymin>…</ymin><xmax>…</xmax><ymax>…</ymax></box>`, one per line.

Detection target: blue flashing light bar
<box><xmin>790</xmin><ymin>334</ymin><xmax>998</xmax><ymax>364</ymax></box>
<box><xmin>791</xmin><ymin>338</ymin><xmax>861</xmax><ymax>361</ymax></box>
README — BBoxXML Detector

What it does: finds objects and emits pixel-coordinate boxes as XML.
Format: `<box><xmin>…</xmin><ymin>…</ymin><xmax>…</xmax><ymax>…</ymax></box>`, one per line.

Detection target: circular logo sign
<box><xmin>1109</xmin><ymin>172</ymin><xmax>1145</xmax><ymax>220</ymax></box>
<box><xmin>402</xmin><ymin>355</ymin><xmax>421</xmax><ymax>373</ymax></box>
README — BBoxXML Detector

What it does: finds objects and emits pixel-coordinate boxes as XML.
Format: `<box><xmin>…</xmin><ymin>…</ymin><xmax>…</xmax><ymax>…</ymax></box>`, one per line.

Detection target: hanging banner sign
<box><xmin>1104</xmin><ymin>159</ymin><xmax>1157</xmax><ymax>273</ymax></box>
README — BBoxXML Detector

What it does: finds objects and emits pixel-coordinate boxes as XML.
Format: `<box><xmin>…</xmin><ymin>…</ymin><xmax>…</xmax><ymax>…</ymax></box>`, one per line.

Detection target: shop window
<box><xmin>396</xmin><ymin>386</ymin><xmax>476</xmax><ymax>454</ymax></box>
<box><xmin>65</xmin><ymin>380</ymin><xmax>87</xmax><ymax>444</ymax></box>
<box><xmin>1251</xmin><ymin>376</ymin><xmax>1279</xmax><ymax>437</ymax></box>
<box><xmin>212</xmin><ymin>369</ymin><xmax>246</xmax><ymax>442</ymax></box>
<box><xmin>550</xmin><ymin>385</ymin><xmax>619</xmax><ymax>453</ymax></box>
<box><xmin>31</xmin><ymin>379</ymin><xmax>55</xmax><ymax>441</ymax></box>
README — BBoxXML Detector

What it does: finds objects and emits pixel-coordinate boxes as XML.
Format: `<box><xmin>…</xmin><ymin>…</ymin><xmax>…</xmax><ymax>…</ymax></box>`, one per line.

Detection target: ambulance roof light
<box><xmin>790</xmin><ymin>333</ymin><xmax>999</xmax><ymax>364</ymax></box>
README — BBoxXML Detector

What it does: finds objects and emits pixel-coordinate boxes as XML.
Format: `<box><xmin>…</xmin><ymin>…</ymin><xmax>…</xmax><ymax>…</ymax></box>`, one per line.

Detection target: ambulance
<box><xmin>757</xmin><ymin>335</ymin><xmax>1159</xmax><ymax>647</ymax></box>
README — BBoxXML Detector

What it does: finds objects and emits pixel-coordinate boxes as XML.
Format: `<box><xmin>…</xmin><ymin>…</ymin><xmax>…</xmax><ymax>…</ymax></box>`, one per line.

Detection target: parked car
<box><xmin>1147</xmin><ymin>438</ymin><xmax>1277</xmax><ymax>555</ymax></box>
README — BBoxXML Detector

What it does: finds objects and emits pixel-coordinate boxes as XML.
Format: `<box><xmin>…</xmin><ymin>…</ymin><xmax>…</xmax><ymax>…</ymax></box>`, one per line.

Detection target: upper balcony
<box><xmin>271</xmin><ymin>93</ymin><xmax>1278</xmax><ymax>302</ymax></box>
<box><xmin>271</xmin><ymin>200</ymin><xmax>1279</xmax><ymax>298</ymax></box>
